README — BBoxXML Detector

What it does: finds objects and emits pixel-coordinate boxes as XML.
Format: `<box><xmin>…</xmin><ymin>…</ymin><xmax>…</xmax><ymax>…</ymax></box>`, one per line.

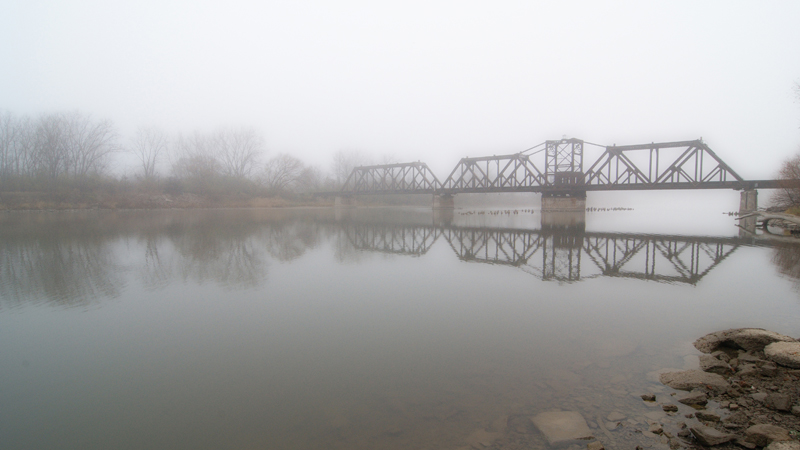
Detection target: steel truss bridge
<box><xmin>342</xmin><ymin>222</ymin><xmax>744</xmax><ymax>284</ymax></box>
<box><xmin>340</xmin><ymin>138</ymin><xmax>786</xmax><ymax>196</ymax></box>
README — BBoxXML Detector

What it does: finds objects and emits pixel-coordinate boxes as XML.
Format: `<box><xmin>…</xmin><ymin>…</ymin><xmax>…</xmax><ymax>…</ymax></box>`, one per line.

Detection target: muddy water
<box><xmin>1</xmin><ymin>207</ymin><xmax>800</xmax><ymax>449</ymax></box>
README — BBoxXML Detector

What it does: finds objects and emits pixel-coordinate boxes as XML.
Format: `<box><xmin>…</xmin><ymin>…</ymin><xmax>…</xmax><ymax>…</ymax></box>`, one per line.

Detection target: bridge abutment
<box><xmin>432</xmin><ymin>194</ymin><xmax>455</xmax><ymax>210</ymax></box>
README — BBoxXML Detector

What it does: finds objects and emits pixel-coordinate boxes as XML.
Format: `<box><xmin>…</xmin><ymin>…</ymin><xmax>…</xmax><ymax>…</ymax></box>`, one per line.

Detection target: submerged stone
<box><xmin>531</xmin><ymin>411</ymin><xmax>593</xmax><ymax>446</ymax></box>
<box><xmin>659</xmin><ymin>370</ymin><xmax>729</xmax><ymax>391</ymax></box>
<box><xmin>690</xmin><ymin>425</ymin><xmax>736</xmax><ymax>446</ymax></box>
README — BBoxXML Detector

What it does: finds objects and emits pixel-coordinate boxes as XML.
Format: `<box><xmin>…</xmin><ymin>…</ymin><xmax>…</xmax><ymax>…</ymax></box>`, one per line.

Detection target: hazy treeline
<box><xmin>0</xmin><ymin>110</ymin><xmax>118</xmax><ymax>192</ymax></box>
<box><xmin>0</xmin><ymin>109</ymin><xmax>376</xmax><ymax>201</ymax></box>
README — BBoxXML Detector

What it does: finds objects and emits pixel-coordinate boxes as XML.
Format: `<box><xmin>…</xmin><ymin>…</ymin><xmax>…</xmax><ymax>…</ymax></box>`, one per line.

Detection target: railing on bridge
<box><xmin>341</xmin><ymin>222</ymin><xmax>742</xmax><ymax>285</ymax></box>
<box><xmin>338</xmin><ymin>138</ymin><xmax>764</xmax><ymax>196</ymax></box>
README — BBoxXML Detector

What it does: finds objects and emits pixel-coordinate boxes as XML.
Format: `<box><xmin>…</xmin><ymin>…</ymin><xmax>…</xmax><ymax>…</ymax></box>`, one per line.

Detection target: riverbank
<box><xmin>0</xmin><ymin>191</ymin><xmax>332</xmax><ymax>210</ymax></box>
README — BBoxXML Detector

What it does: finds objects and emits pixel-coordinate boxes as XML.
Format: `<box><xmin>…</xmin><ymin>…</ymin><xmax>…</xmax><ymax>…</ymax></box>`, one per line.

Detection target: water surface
<box><xmin>2</xmin><ymin>207</ymin><xmax>800</xmax><ymax>449</ymax></box>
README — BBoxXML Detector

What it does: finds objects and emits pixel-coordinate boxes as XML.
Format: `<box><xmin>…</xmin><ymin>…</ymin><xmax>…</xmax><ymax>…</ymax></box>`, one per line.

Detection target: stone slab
<box><xmin>531</xmin><ymin>411</ymin><xmax>593</xmax><ymax>446</ymax></box>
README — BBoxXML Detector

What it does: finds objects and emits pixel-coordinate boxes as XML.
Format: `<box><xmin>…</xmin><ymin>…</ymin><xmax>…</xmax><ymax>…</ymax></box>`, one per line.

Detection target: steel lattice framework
<box><xmin>342</xmin><ymin>222</ymin><xmax>743</xmax><ymax>285</ymax></box>
<box><xmin>343</xmin><ymin>223</ymin><xmax>441</xmax><ymax>256</ymax></box>
<box><xmin>583</xmin><ymin>140</ymin><xmax>744</xmax><ymax>190</ymax></box>
<box><xmin>341</xmin><ymin>162</ymin><xmax>441</xmax><ymax>194</ymax></box>
<box><xmin>338</xmin><ymin>138</ymin><xmax>777</xmax><ymax>195</ymax></box>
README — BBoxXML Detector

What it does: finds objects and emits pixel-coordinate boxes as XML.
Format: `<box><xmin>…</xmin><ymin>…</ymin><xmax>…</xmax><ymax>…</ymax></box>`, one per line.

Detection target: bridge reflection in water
<box><xmin>342</xmin><ymin>214</ymin><xmax>741</xmax><ymax>285</ymax></box>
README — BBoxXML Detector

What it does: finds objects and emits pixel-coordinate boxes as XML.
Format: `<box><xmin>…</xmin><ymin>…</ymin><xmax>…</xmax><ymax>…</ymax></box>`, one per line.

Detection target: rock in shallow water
<box><xmin>764</xmin><ymin>341</ymin><xmax>800</xmax><ymax>368</ymax></box>
<box><xmin>694</xmin><ymin>329</ymin><xmax>796</xmax><ymax>353</ymax></box>
<box><xmin>659</xmin><ymin>370</ymin><xmax>729</xmax><ymax>391</ymax></box>
<box><xmin>677</xmin><ymin>389</ymin><xmax>708</xmax><ymax>406</ymax></box>
<box><xmin>690</xmin><ymin>425</ymin><xmax>737</xmax><ymax>446</ymax></box>
<box><xmin>531</xmin><ymin>411</ymin><xmax>593</xmax><ymax>446</ymax></box>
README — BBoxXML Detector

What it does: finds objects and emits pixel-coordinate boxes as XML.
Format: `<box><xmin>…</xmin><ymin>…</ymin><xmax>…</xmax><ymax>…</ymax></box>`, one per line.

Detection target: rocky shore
<box><xmin>652</xmin><ymin>328</ymin><xmax>800</xmax><ymax>450</ymax></box>
<box><xmin>458</xmin><ymin>328</ymin><xmax>800</xmax><ymax>450</ymax></box>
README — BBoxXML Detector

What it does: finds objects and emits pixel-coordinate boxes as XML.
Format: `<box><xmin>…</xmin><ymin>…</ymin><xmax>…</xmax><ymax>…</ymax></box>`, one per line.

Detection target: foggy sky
<box><xmin>2</xmin><ymin>0</ymin><xmax>799</xmax><ymax>179</ymax></box>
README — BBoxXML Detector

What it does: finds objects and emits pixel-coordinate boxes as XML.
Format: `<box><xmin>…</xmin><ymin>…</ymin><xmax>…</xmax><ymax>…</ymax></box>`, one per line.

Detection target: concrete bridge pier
<box><xmin>334</xmin><ymin>195</ymin><xmax>356</xmax><ymax>208</ymax></box>
<box><xmin>541</xmin><ymin>192</ymin><xmax>587</xmax><ymax>212</ymax></box>
<box><xmin>739</xmin><ymin>189</ymin><xmax>758</xmax><ymax>214</ymax></box>
<box><xmin>432</xmin><ymin>194</ymin><xmax>455</xmax><ymax>210</ymax></box>
<box><xmin>739</xmin><ymin>189</ymin><xmax>758</xmax><ymax>236</ymax></box>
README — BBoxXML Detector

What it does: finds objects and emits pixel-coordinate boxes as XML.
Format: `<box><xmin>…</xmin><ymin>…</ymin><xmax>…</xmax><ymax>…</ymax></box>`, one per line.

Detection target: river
<box><xmin>1</xmin><ymin>207</ymin><xmax>799</xmax><ymax>449</ymax></box>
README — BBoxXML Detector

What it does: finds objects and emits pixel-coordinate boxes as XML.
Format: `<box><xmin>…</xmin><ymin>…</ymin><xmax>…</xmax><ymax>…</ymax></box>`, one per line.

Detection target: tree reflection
<box><xmin>772</xmin><ymin>244</ymin><xmax>800</xmax><ymax>288</ymax></box>
<box><xmin>0</xmin><ymin>232</ymin><xmax>123</xmax><ymax>308</ymax></box>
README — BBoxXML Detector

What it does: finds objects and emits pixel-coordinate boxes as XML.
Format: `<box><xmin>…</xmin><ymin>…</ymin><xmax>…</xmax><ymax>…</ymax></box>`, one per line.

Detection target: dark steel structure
<box><xmin>340</xmin><ymin>162</ymin><xmax>440</xmax><ymax>195</ymax></box>
<box><xmin>343</xmin><ymin>222</ymin><xmax>742</xmax><ymax>285</ymax></box>
<box><xmin>339</xmin><ymin>138</ymin><xmax>783</xmax><ymax>196</ymax></box>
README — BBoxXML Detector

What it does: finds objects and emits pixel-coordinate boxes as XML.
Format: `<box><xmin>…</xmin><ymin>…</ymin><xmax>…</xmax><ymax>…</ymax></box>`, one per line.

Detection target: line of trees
<box><xmin>0</xmin><ymin>110</ymin><xmax>119</xmax><ymax>191</ymax></box>
<box><xmin>0</xmin><ymin>109</ymin><xmax>377</xmax><ymax>200</ymax></box>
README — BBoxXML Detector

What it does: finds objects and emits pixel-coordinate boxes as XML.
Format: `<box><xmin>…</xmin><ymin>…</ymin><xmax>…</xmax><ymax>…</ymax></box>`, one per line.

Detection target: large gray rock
<box><xmin>744</xmin><ymin>424</ymin><xmax>791</xmax><ymax>447</ymax></box>
<box><xmin>699</xmin><ymin>354</ymin><xmax>733</xmax><ymax>374</ymax></box>
<box><xmin>764</xmin><ymin>393</ymin><xmax>793</xmax><ymax>412</ymax></box>
<box><xmin>531</xmin><ymin>411</ymin><xmax>593</xmax><ymax>446</ymax></box>
<box><xmin>690</xmin><ymin>425</ymin><xmax>736</xmax><ymax>446</ymax></box>
<box><xmin>677</xmin><ymin>390</ymin><xmax>708</xmax><ymax>406</ymax></box>
<box><xmin>694</xmin><ymin>329</ymin><xmax>796</xmax><ymax>353</ymax></box>
<box><xmin>659</xmin><ymin>370</ymin><xmax>729</xmax><ymax>391</ymax></box>
<box><xmin>764</xmin><ymin>341</ymin><xmax>800</xmax><ymax>368</ymax></box>
<box><xmin>766</xmin><ymin>441</ymin><xmax>800</xmax><ymax>450</ymax></box>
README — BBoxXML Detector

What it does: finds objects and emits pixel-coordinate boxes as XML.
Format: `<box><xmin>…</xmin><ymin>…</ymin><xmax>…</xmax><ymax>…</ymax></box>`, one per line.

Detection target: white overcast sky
<box><xmin>1</xmin><ymin>0</ymin><xmax>799</xmax><ymax>178</ymax></box>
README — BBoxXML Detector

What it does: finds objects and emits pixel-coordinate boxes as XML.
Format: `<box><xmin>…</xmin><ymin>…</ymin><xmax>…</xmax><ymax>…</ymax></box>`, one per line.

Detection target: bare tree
<box><xmin>0</xmin><ymin>111</ymin><xmax>33</xmax><ymax>187</ymax></box>
<box><xmin>171</xmin><ymin>132</ymin><xmax>219</xmax><ymax>179</ymax></box>
<box><xmin>773</xmin><ymin>150</ymin><xmax>800</xmax><ymax>209</ymax></box>
<box><xmin>215</xmin><ymin>128</ymin><xmax>264</xmax><ymax>179</ymax></box>
<box><xmin>130</xmin><ymin>126</ymin><xmax>169</xmax><ymax>179</ymax></box>
<box><xmin>62</xmin><ymin>112</ymin><xmax>119</xmax><ymax>177</ymax></box>
<box><xmin>332</xmin><ymin>149</ymin><xmax>369</xmax><ymax>187</ymax></box>
<box><xmin>295</xmin><ymin>165</ymin><xmax>324</xmax><ymax>193</ymax></box>
<box><xmin>33</xmin><ymin>113</ymin><xmax>69</xmax><ymax>180</ymax></box>
<box><xmin>262</xmin><ymin>153</ymin><xmax>305</xmax><ymax>191</ymax></box>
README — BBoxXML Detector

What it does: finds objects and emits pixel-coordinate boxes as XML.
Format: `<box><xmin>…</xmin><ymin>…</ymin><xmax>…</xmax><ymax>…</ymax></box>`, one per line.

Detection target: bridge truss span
<box><xmin>337</xmin><ymin>137</ymin><xmax>769</xmax><ymax>196</ymax></box>
<box><xmin>440</xmin><ymin>153</ymin><xmax>547</xmax><ymax>193</ymax></box>
<box><xmin>341</xmin><ymin>162</ymin><xmax>441</xmax><ymax>195</ymax></box>
<box><xmin>583</xmin><ymin>140</ymin><xmax>745</xmax><ymax>190</ymax></box>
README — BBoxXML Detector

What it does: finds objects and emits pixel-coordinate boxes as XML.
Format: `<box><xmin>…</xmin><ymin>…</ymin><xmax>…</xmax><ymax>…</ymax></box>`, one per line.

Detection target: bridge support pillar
<box><xmin>739</xmin><ymin>189</ymin><xmax>758</xmax><ymax>214</ymax></box>
<box><xmin>541</xmin><ymin>193</ymin><xmax>586</xmax><ymax>212</ymax></box>
<box><xmin>432</xmin><ymin>194</ymin><xmax>455</xmax><ymax>210</ymax></box>
<box><xmin>738</xmin><ymin>189</ymin><xmax>758</xmax><ymax>236</ymax></box>
<box><xmin>334</xmin><ymin>195</ymin><xmax>356</xmax><ymax>208</ymax></box>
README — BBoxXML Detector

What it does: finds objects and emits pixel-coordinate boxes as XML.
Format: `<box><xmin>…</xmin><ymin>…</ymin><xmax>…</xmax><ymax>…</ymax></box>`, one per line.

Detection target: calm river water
<box><xmin>2</xmin><ymin>206</ymin><xmax>800</xmax><ymax>450</ymax></box>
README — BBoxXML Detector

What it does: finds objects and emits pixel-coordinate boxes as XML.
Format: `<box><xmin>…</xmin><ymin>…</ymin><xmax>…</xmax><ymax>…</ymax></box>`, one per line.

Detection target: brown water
<box><xmin>1</xmin><ymin>207</ymin><xmax>799</xmax><ymax>449</ymax></box>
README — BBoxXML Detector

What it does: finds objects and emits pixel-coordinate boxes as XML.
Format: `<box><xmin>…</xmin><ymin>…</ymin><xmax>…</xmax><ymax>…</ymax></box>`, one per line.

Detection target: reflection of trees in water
<box><xmin>0</xmin><ymin>237</ymin><xmax>123</xmax><ymax>308</ymax></box>
<box><xmin>138</xmin><ymin>234</ymin><xmax>173</xmax><ymax>291</ymax></box>
<box><xmin>0</xmin><ymin>210</ymin><xmax>339</xmax><ymax>307</ymax></box>
<box><xmin>263</xmin><ymin>222</ymin><xmax>322</xmax><ymax>262</ymax></box>
<box><xmin>772</xmin><ymin>245</ymin><xmax>800</xmax><ymax>288</ymax></box>
<box><xmin>172</xmin><ymin>233</ymin><xmax>266</xmax><ymax>289</ymax></box>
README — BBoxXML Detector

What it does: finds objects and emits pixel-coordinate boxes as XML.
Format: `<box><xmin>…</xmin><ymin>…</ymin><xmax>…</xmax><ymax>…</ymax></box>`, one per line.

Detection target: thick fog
<box><xmin>2</xmin><ymin>0</ymin><xmax>799</xmax><ymax>183</ymax></box>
